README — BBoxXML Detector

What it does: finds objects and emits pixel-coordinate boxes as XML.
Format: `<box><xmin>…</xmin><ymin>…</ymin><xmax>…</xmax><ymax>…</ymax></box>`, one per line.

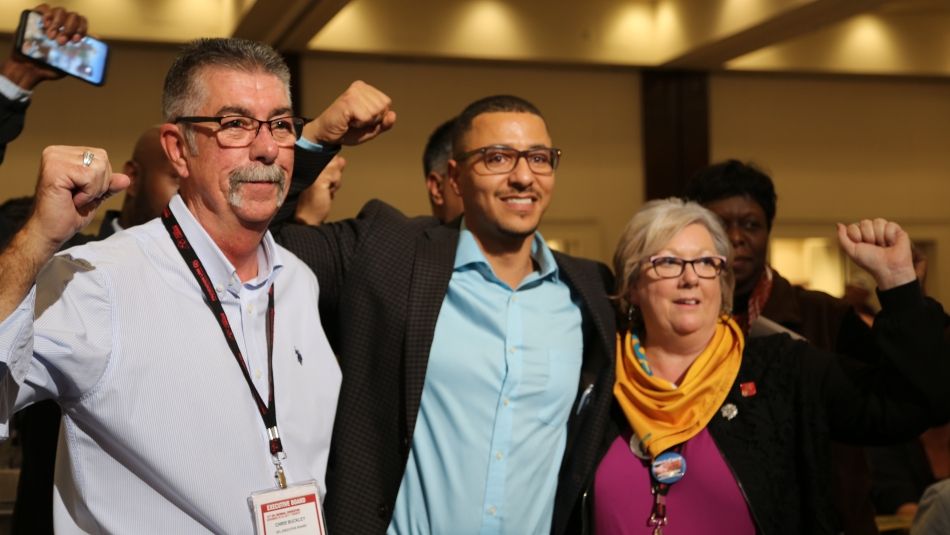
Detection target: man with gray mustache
<box><xmin>229</xmin><ymin>162</ymin><xmax>287</xmax><ymax>207</ymax></box>
<box><xmin>0</xmin><ymin>37</ymin><xmax>392</xmax><ymax>533</ymax></box>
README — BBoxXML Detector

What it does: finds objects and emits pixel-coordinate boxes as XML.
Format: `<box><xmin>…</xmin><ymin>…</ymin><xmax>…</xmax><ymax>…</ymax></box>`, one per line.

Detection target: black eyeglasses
<box><xmin>173</xmin><ymin>115</ymin><xmax>307</xmax><ymax>148</ymax></box>
<box><xmin>454</xmin><ymin>145</ymin><xmax>562</xmax><ymax>175</ymax></box>
<box><xmin>648</xmin><ymin>255</ymin><xmax>727</xmax><ymax>279</ymax></box>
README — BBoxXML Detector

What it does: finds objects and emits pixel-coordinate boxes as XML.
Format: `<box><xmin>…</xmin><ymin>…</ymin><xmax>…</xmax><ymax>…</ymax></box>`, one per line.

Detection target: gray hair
<box><xmin>162</xmin><ymin>38</ymin><xmax>292</xmax><ymax>150</ymax></box>
<box><xmin>613</xmin><ymin>197</ymin><xmax>735</xmax><ymax>317</ymax></box>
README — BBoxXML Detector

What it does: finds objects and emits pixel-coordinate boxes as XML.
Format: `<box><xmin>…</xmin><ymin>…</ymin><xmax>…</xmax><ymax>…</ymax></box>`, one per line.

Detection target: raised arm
<box><xmin>302</xmin><ymin>80</ymin><xmax>396</xmax><ymax>147</ymax></box>
<box><xmin>818</xmin><ymin>219</ymin><xmax>950</xmax><ymax>442</ymax></box>
<box><xmin>0</xmin><ymin>146</ymin><xmax>128</xmax><ymax>320</ymax></box>
<box><xmin>837</xmin><ymin>218</ymin><xmax>917</xmax><ymax>290</ymax></box>
<box><xmin>275</xmin><ymin>81</ymin><xmax>395</xmax><ymax>225</ymax></box>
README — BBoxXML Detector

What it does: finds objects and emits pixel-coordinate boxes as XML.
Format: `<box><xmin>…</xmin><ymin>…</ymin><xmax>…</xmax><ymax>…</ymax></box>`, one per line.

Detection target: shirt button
<box><xmin>254</xmin><ymin>369</ymin><xmax>262</xmax><ymax>379</ymax></box>
<box><xmin>509</xmin><ymin>347</ymin><xmax>516</xmax><ymax>354</ymax></box>
<box><xmin>486</xmin><ymin>505</ymin><xmax>497</xmax><ymax>516</ymax></box>
<box><xmin>247</xmin><ymin>304</ymin><xmax>254</xmax><ymax>314</ymax></box>
<box><xmin>495</xmin><ymin>451</ymin><xmax>503</xmax><ymax>460</ymax></box>
<box><xmin>215</xmin><ymin>285</ymin><xmax>224</xmax><ymax>293</ymax></box>
<box><xmin>502</xmin><ymin>398</ymin><xmax>510</xmax><ymax>407</ymax></box>
<box><xmin>511</xmin><ymin>296</ymin><xmax>518</xmax><ymax>303</ymax></box>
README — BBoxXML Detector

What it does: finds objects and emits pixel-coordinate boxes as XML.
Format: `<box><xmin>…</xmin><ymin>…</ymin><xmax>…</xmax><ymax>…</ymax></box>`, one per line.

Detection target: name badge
<box><xmin>249</xmin><ymin>480</ymin><xmax>326</xmax><ymax>535</ymax></box>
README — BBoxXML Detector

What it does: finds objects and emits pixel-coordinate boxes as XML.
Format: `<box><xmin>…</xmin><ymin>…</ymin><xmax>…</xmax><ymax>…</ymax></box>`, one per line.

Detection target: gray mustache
<box><xmin>230</xmin><ymin>165</ymin><xmax>285</xmax><ymax>184</ymax></box>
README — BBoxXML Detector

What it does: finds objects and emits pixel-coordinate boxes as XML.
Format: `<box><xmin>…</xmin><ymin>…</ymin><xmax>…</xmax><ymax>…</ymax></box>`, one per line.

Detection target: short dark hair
<box><xmin>423</xmin><ymin>117</ymin><xmax>456</xmax><ymax>177</ymax></box>
<box><xmin>452</xmin><ymin>95</ymin><xmax>544</xmax><ymax>154</ymax></box>
<box><xmin>684</xmin><ymin>159</ymin><xmax>778</xmax><ymax>230</ymax></box>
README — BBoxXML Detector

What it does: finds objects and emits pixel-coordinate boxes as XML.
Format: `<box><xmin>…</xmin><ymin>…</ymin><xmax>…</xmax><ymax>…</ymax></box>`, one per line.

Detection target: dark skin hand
<box><xmin>1</xmin><ymin>4</ymin><xmax>89</xmax><ymax>90</ymax></box>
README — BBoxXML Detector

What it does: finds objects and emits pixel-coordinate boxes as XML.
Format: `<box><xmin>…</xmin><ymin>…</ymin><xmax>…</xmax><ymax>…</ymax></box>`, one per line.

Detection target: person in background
<box><xmin>422</xmin><ymin>117</ymin><xmax>463</xmax><ymax>222</ymax></box>
<box><xmin>97</xmin><ymin>126</ymin><xmax>181</xmax><ymax>238</ymax></box>
<box><xmin>587</xmin><ymin>198</ymin><xmax>950</xmax><ymax>535</ymax></box>
<box><xmin>685</xmin><ymin>160</ymin><xmax>879</xmax><ymax>535</ymax></box>
<box><xmin>911</xmin><ymin>479</ymin><xmax>950</xmax><ymax>535</ymax></box>
<box><xmin>866</xmin><ymin>243</ymin><xmax>950</xmax><ymax>521</ymax></box>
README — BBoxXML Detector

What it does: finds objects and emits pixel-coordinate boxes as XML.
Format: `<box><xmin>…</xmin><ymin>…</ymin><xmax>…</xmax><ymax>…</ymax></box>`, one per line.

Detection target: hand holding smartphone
<box><xmin>13</xmin><ymin>9</ymin><xmax>109</xmax><ymax>86</ymax></box>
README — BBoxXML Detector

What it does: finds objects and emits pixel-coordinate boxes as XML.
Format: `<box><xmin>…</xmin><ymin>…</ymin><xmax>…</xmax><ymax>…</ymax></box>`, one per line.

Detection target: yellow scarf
<box><xmin>614</xmin><ymin>316</ymin><xmax>744</xmax><ymax>458</ymax></box>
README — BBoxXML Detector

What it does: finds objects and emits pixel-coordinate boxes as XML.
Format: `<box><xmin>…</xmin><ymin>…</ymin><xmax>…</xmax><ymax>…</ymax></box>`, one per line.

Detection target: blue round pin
<box><xmin>651</xmin><ymin>451</ymin><xmax>687</xmax><ymax>484</ymax></box>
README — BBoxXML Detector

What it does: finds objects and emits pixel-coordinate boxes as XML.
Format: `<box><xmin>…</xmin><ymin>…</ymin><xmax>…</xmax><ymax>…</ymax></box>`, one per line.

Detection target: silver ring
<box><xmin>82</xmin><ymin>150</ymin><xmax>95</xmax><ymax>167</ymax></box>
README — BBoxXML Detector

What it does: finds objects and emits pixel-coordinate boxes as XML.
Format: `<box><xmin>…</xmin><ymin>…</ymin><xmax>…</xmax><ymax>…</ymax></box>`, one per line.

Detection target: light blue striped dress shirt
<box><xmin>388</xmin><ymin>222</ymin><xmax>584</xmax><ymax>535</ymax></box>
<box><xmin>0</xmin><ymin>195</ymin><xmax>340</xmax><ymax>534</ymax></box>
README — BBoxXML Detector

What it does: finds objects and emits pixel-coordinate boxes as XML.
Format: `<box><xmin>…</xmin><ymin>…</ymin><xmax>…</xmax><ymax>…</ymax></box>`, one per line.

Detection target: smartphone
<box><xmin>13</xmin><ymin>10</ymin><xmax>109</xmax><ymax>86</ymax></box>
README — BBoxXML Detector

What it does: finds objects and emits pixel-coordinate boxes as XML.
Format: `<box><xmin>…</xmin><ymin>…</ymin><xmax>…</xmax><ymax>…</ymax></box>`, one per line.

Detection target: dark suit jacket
<box><xmin>275</xmin><ymin>177</ymin><xmax>617</xmax><ymax>534</ymax></box>
<box><xmin>0</xmin><ymin>92</ymin><xmax>29</xmax><ymax>166</ymax></box>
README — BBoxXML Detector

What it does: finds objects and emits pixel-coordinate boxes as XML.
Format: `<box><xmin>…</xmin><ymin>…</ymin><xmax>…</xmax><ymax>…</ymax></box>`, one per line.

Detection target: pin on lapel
<box><xmin>740</xmin><ymin>381</ymin><xmax>757</xmax><ymax>397</ymax></box>
<box><xmin>720</xmin><ymin>403</ymin><xmax>738</xmax><ymax>421</ymax></box>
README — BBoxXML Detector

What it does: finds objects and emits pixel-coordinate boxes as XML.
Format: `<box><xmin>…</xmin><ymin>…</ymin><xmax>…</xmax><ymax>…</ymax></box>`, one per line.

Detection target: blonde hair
<box><xmin>612</xmin><ymin>197</ymin><xmax>735</xmax><ymax>316</ymax></box>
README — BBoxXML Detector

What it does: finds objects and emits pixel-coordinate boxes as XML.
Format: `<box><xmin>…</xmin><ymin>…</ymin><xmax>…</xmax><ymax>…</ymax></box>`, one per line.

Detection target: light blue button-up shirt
<box><xmin>389</xmin><ymin>221</ymin><xmax>584</xmax><ymax>535</ymax></box>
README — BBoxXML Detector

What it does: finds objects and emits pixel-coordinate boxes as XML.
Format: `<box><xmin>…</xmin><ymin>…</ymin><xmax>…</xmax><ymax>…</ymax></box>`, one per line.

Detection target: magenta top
<box><xmin>594</xmin><ymin>427</ymin><xmax>756</xmax><ymax>535</ymax></box>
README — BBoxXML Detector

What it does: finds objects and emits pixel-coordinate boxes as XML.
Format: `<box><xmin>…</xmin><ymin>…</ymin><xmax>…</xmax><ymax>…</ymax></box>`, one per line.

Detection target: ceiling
<box><xmin>1</xmin><ymin>0</ymin><xmax>948</xmax><ymax>77</ymax></box>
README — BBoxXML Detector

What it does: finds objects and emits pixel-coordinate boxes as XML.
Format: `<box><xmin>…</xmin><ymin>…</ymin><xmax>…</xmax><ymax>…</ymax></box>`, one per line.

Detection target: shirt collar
<box><xmin>453</xmin><ymin>217</ymin><xmax>559</xmax><ymax>282</ymax></box>
<box><xmin>168</xmin><ymin>195</ymin><xmax>284</xmax><ymax>295</ymax></box>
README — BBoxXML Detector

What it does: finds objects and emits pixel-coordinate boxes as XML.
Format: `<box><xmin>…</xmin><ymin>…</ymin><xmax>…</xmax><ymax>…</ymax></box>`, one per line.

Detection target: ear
<box><xmin>627</xmin><ymin>286</ymin><xmax>641</xmax><ymax>307</ymax></box>
<box><xmin>121</xmin><ymin>160</ymin><xmax>142</xmax><ymax>199</ymax></box>
<box><xmin>425</xmin><ymin>172</ymin><xmax>445</xmax><ymax>206</ymax></box>
<box><xmin>447</xmin><ymin>159</ymin><xmax>463</xmax><ymax>197</ymax></box>
<box><xmin>159</xmin><ymin>124</ymin><xmax>191</xmax><ymax>179</ymax></box>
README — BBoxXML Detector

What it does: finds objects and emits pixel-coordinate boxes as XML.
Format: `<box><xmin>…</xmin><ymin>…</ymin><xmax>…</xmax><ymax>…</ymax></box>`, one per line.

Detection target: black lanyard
<box><xmin>160</xmin><ymin>206</ymin><xmax>285</xmax><ymax>462</ymax></box>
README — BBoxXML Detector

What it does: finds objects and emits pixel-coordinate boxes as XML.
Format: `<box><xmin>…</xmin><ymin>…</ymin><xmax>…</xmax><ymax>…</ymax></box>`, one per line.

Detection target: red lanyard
<box><xmin>161</xmin><ymin>206</ymin><xmax>287</xmax><ymax>485</ymax></box>
<box><xmin>647</xmin><ymin>445</ymin><xmax>685</xmax><ymax>535</ymax></box>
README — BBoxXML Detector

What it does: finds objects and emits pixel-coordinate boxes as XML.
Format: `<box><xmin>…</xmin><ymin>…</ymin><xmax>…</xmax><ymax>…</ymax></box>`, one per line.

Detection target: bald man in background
<box><xmin>97</xmin><ymin>126</ymin><xmax>180</xmax><ymax>238</ymax></box>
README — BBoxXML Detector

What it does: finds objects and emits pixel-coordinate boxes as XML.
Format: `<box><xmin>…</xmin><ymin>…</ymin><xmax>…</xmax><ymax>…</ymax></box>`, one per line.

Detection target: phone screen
<box><xmin>17</xmin><ymin>10</ymin><xmax>109</xmax><ymax>86</ymax></box>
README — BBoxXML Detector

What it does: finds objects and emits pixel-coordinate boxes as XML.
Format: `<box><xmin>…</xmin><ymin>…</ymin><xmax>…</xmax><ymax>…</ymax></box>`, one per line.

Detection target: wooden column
<box><xmin>641</xmin><ymin>70</ymin><xmax>709</xmax><ymax>200</ymax></box>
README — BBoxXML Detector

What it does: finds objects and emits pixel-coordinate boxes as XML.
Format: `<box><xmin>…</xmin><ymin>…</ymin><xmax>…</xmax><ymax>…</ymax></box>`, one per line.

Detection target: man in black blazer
<box><xmin>277</xmin><ymin>93</ymin><xmax>616</xmax><ymax>534</ymax></box>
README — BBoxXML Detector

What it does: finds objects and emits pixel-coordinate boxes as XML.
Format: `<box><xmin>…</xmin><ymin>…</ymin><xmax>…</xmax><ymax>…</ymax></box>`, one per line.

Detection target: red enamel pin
<box><xmin>740</xmin><ymin>381</ymin><xmax>757</xmax><ymax>398</ymax></box>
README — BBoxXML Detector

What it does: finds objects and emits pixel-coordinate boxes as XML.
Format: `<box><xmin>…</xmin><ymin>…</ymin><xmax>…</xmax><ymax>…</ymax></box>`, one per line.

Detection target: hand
<box><xmin>837</xmin><ymin>218</ymin><xmax>916</xmax><ymax>290</ymax></box>
<box><xmin>2</xmin><ymin>4</ymin><xmax>90</xmax><ymax>90</ymax></box>
<box><xmin>25</xmin><ymin>146</ymin><xmax>130</xmax><ymax>252</ymax></box>
<box><xmin>303</xmin><ymin>81</ymin><xmax>396</xmax><ymax>146</ymax></box>
<box><xmin>294</xmin><ymin>155</ymin><xmax>345</xmax><ymax>225</ymax></box>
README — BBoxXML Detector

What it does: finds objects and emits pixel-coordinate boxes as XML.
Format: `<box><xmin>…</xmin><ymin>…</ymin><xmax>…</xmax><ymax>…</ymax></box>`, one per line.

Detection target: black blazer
<box><xmin>0</xmin><ymin>92</ymin><xmax>29</xmax><ymax>166</ymax></box>
<box><xmin>275</xmin><ymin>185</ymin><xmax>617</xmax><ymax>534</ymax></box>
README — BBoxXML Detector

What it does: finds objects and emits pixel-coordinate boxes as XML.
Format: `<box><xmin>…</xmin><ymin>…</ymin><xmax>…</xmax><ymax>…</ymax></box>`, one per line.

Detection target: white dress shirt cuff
<box><xmin>0</xmin><ymin>74</ymin><xmax>32</xmax><ymax>103</ymax></box>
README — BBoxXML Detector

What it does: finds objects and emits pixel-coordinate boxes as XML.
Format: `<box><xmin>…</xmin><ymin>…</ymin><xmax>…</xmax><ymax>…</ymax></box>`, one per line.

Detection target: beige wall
<box><xmin>710</xmin><ymin>73</ymin><xmax>950</xmax><ymax>304</ymax></box>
